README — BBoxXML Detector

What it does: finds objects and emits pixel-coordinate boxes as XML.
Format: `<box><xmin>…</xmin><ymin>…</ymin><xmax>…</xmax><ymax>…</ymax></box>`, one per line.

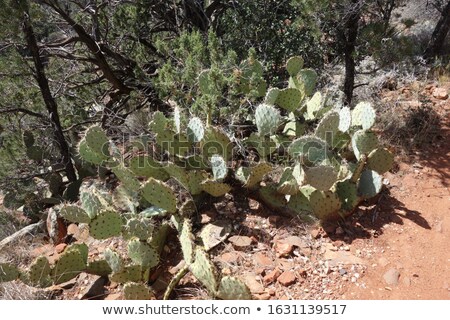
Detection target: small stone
<box><xmin>228</xmin><ymin>235</ymin><xmax>252</xmax><ymax>249</ymax></box>
<box><xmin>378</xmin><ymin>257</ymin><xmax>389</xmax><ymax>267</ymax></box>
<box><xmin>267</xmin><ymin>288</ymin><xmax>276</xmax><ymax>296</ymax></box>
<box><xmin>244</xmin><ymin>274</ymin><xmax>265</xmax><ymax>294</ymax></box>
<box><xmin>383</xmin><ymin>268</ymin><xmax>400</xmax><ymax>285</ymax></box>
<box><xmin>200</xmin><ymin>211</ymin><xmax>215</xmax><ymax>224</ymax></box>
<box><xmin>169</xmin><ymin>260</ymin><xmax>186</xmax><ymax>275</ymax></box>
<box><xmin>310</xmin><ymin>228</ymin><xmax>321</xmax><ymax>239</ymax></box>
<box><xmin>254</xmin><ymin>252</ymin><xmax>273</xmax><ymax>266</ymax></box>
<box><xmin>254</xmin><ymin>293</ymin><xmax>271</xmax><ymax>300</ymax></box>
<box><xmin>339</xmin><ymin>269</ymin><xmax>347</xmax><ymax>276</ymax></box>
<box><xmin>263</xmin><ymin>268</ymin><xmax>281</xmax><ymax>284</ymax></box>
<box><xmin>67</xmin><ymin>224</ymin><xmax>79</xmax><ymax>235</ymax></box>
<box><xmin>432</xmin><ymin>87</ymin><xmax>448</xmax><ymax>100</ymax></box>
<box><xmin>222</xmin><ymin>268</ymin><xmax>232</xmax><ymax>276</ymax></box>
<box><xmin>54</xmin><ymin>243</ymin><xmax>67</xmax><ymax>254</ymax></box>
<box><xmin>81</xmin><ymin>275</ymin><xmax>107</xmax><ymax>299</ymax></box>
<box><xmin>402</xmin><ymin>276</ymin><xmax>411</xmax><ymax>286</ymax></box>
<box><xmin>277</xmin><ymin>271</ymin><xmax>296</xmax><ymax>286</ymax></box>
<box><xmin>218</xmin><ymin>252</ymin><xmax>243</xmax><ymax>264</ymax></box>
<box><xmin>275</xmin><ymin>241</ymin><xmax>293</xmax><ymax>257</ymax></box>
<box><xmin>342</xmin><ymin>245</ymin><xmax>350</xmax><ymax>251</ymax></box>
<box><xmin>104</xmin><ymin>293</ymin><xmax>122</xmax><ymax>300</ymax></box>
<box><xmin>283</xmin><ymin>236</ymin><xmax>309</xmax><ymax>248</ymax></box>
<box><xmin>248</xmin><ymin>199</ymin><xmax>261</xmax><ymax>210</ymax></box>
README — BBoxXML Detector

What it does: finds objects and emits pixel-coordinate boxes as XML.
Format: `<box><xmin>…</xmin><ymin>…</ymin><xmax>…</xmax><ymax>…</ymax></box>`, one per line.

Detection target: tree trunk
<box><xmin>343</xmin><ymin>0</ymin><xmax>361</xmax><ymax>105</ymax></box>
<box><xmin>423</xmin><ymin>0</ymin><xmax>450</xmax><ymax>60</ymax></box>
<box><xmin>20</xmin><ymin>4</ymin><xmax>77</xmax><ymax>182</ymax></box>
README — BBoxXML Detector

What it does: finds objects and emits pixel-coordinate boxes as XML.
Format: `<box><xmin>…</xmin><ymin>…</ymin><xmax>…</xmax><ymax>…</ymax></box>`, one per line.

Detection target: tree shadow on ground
<box><xmin>323</xmin><ymin>188</ymin><xmax>431</xmax><ymax>244</ymax></box>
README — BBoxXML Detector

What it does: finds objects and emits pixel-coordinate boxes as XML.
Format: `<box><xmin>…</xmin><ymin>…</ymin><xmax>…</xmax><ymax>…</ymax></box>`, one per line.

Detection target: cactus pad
<box><xmin>110</xmin><ymin>265</ymin><xmax>142</xmax><ymax>283</ymax></box>
<box><xmin>335</xmin><ymin>179</ymin><xmax>360</xmax><ymax>211</ymax></box>
<box><xmin>367</xmin><ymin>148</ymin><xmax>394</xmax><ymax>174</ymax></box>
<box><xmin>124</xmin><ymin>217</ymin><xmax>154</xmax><ymax>240</ymax></box>
<box><xmin>59</xmin><ymin>205</ymin><xmax>91</xmax><ymax>224</ymax></box>
<box><xmin>338</xmin><ymin>106</ymin><xmax>352</xmax><ymax>132</ymax></box>
<box><xmin>239</xmin><ymin>163</ymin><xmax>272</xmax><ymax>188</ymax></box>
<box><xmin>141</xmin><ymin>178</ymin><xmax>177</xmax><ymax>213</ymax></box>
<box><xmin>163</xmin><ymin>162</ymin><xmax>189</xmax><ymax>188</ymax></box>
<box><xmin>124</xmin><ymin>282</ymin><xmax>153</xmax><ymax>300</ymax></box>
<box><xmin>22</xmin><ymin>256</ymin><xmax>52</xmax><ymax>288</ymax></box>
<box><xmin>190</xmin><ymin>248</ymin><xmax>219</xmax><ymax>294</ymax></box>
<box><xmin>201</xmin><ymin>127</ymin><xmax>232</xmax><ymax>160</ymax></box>
<box><xmin>309</xmin><ymin>190</ymin><xmax>342</xmax><ymax>220</ymax></box>
<box><xmin>84</xmin><ymin>125</ymin><xmax>110</xmax><ymax>158</ymax></box>
<box><xmin>351</xmin><ymin>130</ymin><xmax>378</xmax><ymax>160</ymax></box>
<box><xmin>259</xmin><ymin>185</ymin><xmax>287</xmax><ymax>208</ymax></box>
<box><xmin>298</xmin><ymin>69</ymin><xmax>318</xmax><ymax>96</ymax></box>
<box><xmin>53</xmin><ymin>244</ymin><xmax>88</xmax><ymax>284</ymax></box>
<box><xmin>179</xmin><ymin>219</ymin><xmax>195</xmax><ymax>264</ymax></box>
<box><xmin>112</xmin><ymin>165</ymin><xmax>141</xmax><ymax>193</ymax></box>
<box><xmin>149</xmin><ymin>111</ymin><xmax>168</xmax><ymax>134</ymax></box>
<box><xmin>276</xmin><ymin>88</ymin><xmax>303</xmax><ymax>112</ymax></box>
<box><xmin>287</xmin><ymin>192</ymin><xmax>313</xmax><ymax>214</ymax></box>
<box><xmin>89</xmin><ymin>209</ymin><xmax>123</xmax><ymax>239</ymax></box>
<box><xmin>315</xmin><ymin>111</ymin><xmax>340</xmax><ymax>142</ymax></box>
<box><xmin>255</xmin><ymin>103</ymin><xmax>280</xmax><ymax>136</ymax></box>
<box><xmin>277</xmin><ymin>167</ymin><xmax>299</xmax><ymax>195</ymax></box>
<box><xmin>286</xmin><ymin>56</ymin><xmax>304</xmax><ymax>76</ymax></box>
<box><xmin>288</xmin><ymin>135</ymin><xmax>328</xmax><ymax>164</ymax></box>
<box><xmin>352</xmin><ymin>102</ymin><xmax>376</xmax><ymax>130</ymax></box>
<box><xmin>127</xmin><ymin>238</ymin><xmax>160</xmax><ymax>268</ymax></box>
<box><xmin>187</xmin><ymin>117</ymin><xmax>205</xmax><ymax>143</ymax></box>
<box><xmin>304</xmin><ymin>165</ymin><xmax>338</xmax><ymax>191</ymax></box>
<box><xmin>358</xmin><ymin>170</ymin><xmax>383</xmax><ymax>198</ymax></box>
<box><xmin>187</xmin><ymin>170</ymin><xmax>207</xmax><ymax>195</ymax></box>
<box><xmin>78</xmin><ymin>139</ymin><xmax>105</xmax><ymax>164</ymax></box>
<box><xmin>129</xmin><ymin>155</ymin><xmax>169</xmax><ymax>180</ymax></box>
<box><xmin>216</xmin><ymin>276</ymin><xmax>252</xmax><ymax>300</ymax></box>
<box><xmin>264</xmin><ymin>88</ymin><xmax>280</xmax><ymax>105</ymax></box>
<box><xmin>86</xmin><ymin>259</ymin><xmax>112</xmax><ymax>277</ymax></box>
<box><xmin>306</xmin><ymin>91</ymin><xmax>322</xmax><ymax>120</ymax></box>
<box><xmin>210</xmin><ymin>154</ymin><xmax>227</xmax><ymax>180</ymax></box>
<box><xmin>104</xmin><ymin>248</ymin><xmax>124</xmax><ymax>273</ymax></box>
<box><xmin>0</xmin><ymin>263</ymin><xmax>20</xmax><ymax>282</ymax></box>
<box><xmin>200</xmin><ymin>180</ymin><xmax>231</xmax><ymax>197</ymax></box>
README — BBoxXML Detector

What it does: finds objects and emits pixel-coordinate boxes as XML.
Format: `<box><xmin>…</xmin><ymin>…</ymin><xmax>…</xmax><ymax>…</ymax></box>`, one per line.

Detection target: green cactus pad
<box><xmin>190</xmin><ymin>248</ymin><xmax>219</xmax><ymax>294</ymax></box>
<box><xmin>112</xmin><ymin>185</ymin><xmax>139</xmax><ymax>214</ymax></box>
<box><xmin>351</xmin><ymin>130</ymin><xmax>378</xmax><ymax>160</ymax></box>
<box><xmin>288</xmin><ymin>135</ymin><xmax>328</xmax><ymax>165</ymax></box>
<box><xmin>187</xmin><ymin>170</ymin><xmax>207</xmax><ymax>195</ymax></box>
<box><xmin>110</xmin><ymin>265</ymin><xmax>142</xmax><ymax>283</ymax></box>
<box><xmin>277</xmin><ymin>167</ymin><xmax>299</xmax><ymax>195</ymax></box>
<box><xmin>80</xmin><ymin>191</ymin><xmax>102</xmax><ymax>219</ymax></box>
<box><xmin>124</xmin><ymin>282</ymin><xmax>153</xmax><ymax>300</ymax></box>
<box><xmin>298</xmin><ymin>69</ymin><xmax>318</xmax><ymax>96</ymax></box>
<box><xmin>141</xmin><ymin>178</ymin><xmax>177</xmax><ymax>213</ymax></box>
<box><xmin>306</xmin><ymin>91</ymin><xmax>323</xmax><ymax>120</ymax></box>
<box><xmin>335</xmin><ymin>179</ymin><xmax>360</xmax><ymax>211</ymax></box>
<box><xmin>53</xmin><ymin>244</ymin><xmax>88</xmax><ymax>284</ymax></box>
<box><xmin>304</xmin><ymin>166</ymin><xmax>338</xmax><ymax>191</ymax></box>
<box><xmin>286</xmin><ymin>56</ymin><xmax>304</xmax><ymax>76</ymax></box>
<box><xmin>78</xmin><ymin>139</ymin><xmax>105</xmax><ymax>165</ymax></box>
<box><xmin>358</xmin><ymin>170</ymin><xmax>383</xmax><ymax>198</ymax></box>
<box><xmin>315</xmin><ymin>111</ymin><xmax>340</xmax><ymax>142</ymax></box>
<box><xmin>287</xmin><ymin>192</ymin><xmax>312</xmax><ymax>214</ymax></box>
<box><xmin>179</xmin><ymin>219</ymin><xmax>195</xmax><ymax>264</ymax></box>
<box><xmin>162</xmin><ymin>162</ymin><xmax>189</xmax><ymax>188</ymax></box>
<box><xmin>112</xmin><ymin>165</ymin><xmax>141</xmax><ymax>193</ymax></box>
<box><xmin>352</xmin><ymin>102</ymin><xmax>376</xmax><ymax>130</ymax></box>
<box><xmin>367</xmin><ymin>148</ymin><xmax>394</xmax><ymax>174</ymax></box>
<box><xmin>124</xmin><ymin>217</ymin><xmax>154</xmax><ymax>241</ymax></box>
<box><xmin>84</xmin><ymin>125</ymin><xmax>110</xmax><ymax>158</ymax></box>
<box><xmin>22</xmin><ymin>256</ymin><xmax>52</xmax><ymax>288</ymax></box>
<box><xmin>140</xmin><ymin>206</ymin><xmax>167</xmax><ymax>218</ymax></box>
<box><xmin>127</xmin><ymin>238</ymin><xmax>160</xmax><ymax>268</ymax></box>
<box><xmin>244</xmin><ymin>163</ymin><xmax>272</xmax><ymax>188</ymax></box>
<box><xmin>276</xmin><ymin>88</ymin><xmax>303</xmax><ymax>112</ymax></box>
<box><xmin>216</xmin><ymin>276</ymin><xmax>252</xmax><ymax>300</ymax></box>
<box><xmin>338</xmin><ymin>106</ymin><xmax>352</xmax><ymax>132</ymax></box>
<box><xmin>201</xmin><ymin>127</ymin><xmax>232</xmax><ymax>160</ymax></box>
<box><xmin>200</xmin><ymin>180</ymin><xmax>231</xmax><ymax>197</ymax></box>
<box><xmin>264</xmin><ymin>88</ymin><xmax>280</xmax><ymax>105</ymax></box>
<box><xmin>210</xmin><ymin>154</ymin><xmax>227</xmax><ymax>180</ymax></box>
<box><xmin>255</xmin><ymin>104</ymin><xmax>281</xmax><ymax>136</ymax></box>
<box><xmin>86</xmin><ymin>259</ymin><xmax>112</xmax><ymax>277</ymax></box>
<box><xmin>129</xmin><ymin>155</ymin><xmax>169</xmax><ymax>180</ymax></box>
<box><xmin>22</xmin><ymin>130</ymin><xmax>35</xmax><ymax>148</ymax></box>
<box><xmin>187</xmin><ymin>117</ymin><xmax>205</xmax><ymax>143</ymax></box>
<box><xmin>259</xmin><ymin>185</ymin><xmax>287</xmax><ymax>208</ymax></box>
<box><xmin>150</xmin><ymin>222</ymin><xmax>170</xmax><ymax>254</ymax></box>
<box><xmin>149</xmin><ymin>111</ymin><xmax>168</xmax><ymax>135</ymax></box>
<box><xmin>89</xmin><ymin>209</ymin><xmax>123</xmax><ymax>239</ymax></box>
<box><xmin>104</xmin><ymin>248</ymin><xmax>124</xmax><ymax>273</ymax></box>
<box><xmin>309</xmin><ymin>190</ymin><xmax>342</xmax><ymax>220</ymax></box>
<box><xmin>59</xmin><ymin>205</ymin><xmax>91</xmax><ymax>224</ymax></box>
<box><xmin>0</xmin><ymin>263</ymin><xmax>20</xmax><ymax>282</ymax></box>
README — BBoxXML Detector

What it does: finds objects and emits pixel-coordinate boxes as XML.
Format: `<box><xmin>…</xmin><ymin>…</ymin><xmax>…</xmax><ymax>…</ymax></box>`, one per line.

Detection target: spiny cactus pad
<box><xmin>124</xmin><ymin>282</ymin><xmax>153</xmax><ymax>300</ymax></box>
<box><xmin>259</xmin><ymin>185</ymin><xmax>287</xmax><ymax>208</ymax></box>
<box><xmin>289</xmin><ymin>135</ymin><xmax>328</xmax><ymax>164</ymax></box>
<box><xmin>277</xmin><ymin>167</ymin><xmax>299</xmax><ymax>195</ymax></box>
<box><xmin>264</xmin><ymin>87</ymin><xmax>280</xmax><ymax>105</ymax></box>
<box><xmin>78</xmin><ymin>139</ymin><xmax>105</xmax><ymax>165</ymax></box>
<box><xmin>89</xmin><ymin>209</ymin><xmax>123</xmax><ymax>239</ymax></box>
<box><xmin>0</xmin><ymin>263</ymin><xmax>20</xmax><ymax>282</ymax></box>
<box><xmin>86</xmin><ymin>259</ymin><xmax>112</xmax><ymax>277</ymax></box>
<box><xmin>216</xmin><ymin>276</ymin><xmax>252</xmax><ymax>300</ymax></box>
<box><xmin>22</xmin><ymin>256</ymin><xmax>52</xmax><ymax>288</ymax></box>
<box><xmin>298</xmin><ymin>69</ymin><xmax>318</xmax><ymax>96</ymax></box>
<box><xmin>125</xmin><ymin>217</ymin><xmax>154</xmax><ymax>240</ymax></box>
<box><xmin>287</xmin><ymin>192</ymin><xmax>312</xmax><ymax>214</ymax></box>
<box><xmin>276</xmin><ymin>88</ymin><xmax>303</xmax><ymax>112</ymax></box>
<box><xmin>335</xmin><ymin>179</ymin><xmax>360</xmax><ymax>211</ymax></box>
<box><xmin>352</xmin><ymin>102</ymin><xmax>376</xmax><ymax>130</ymax></box>
<box><xmin>112</xmin><ymin>185</ymin><xmax>139</xmax><ymax>214</ymax></box>
<box><xmin>141</xmin><ymin>178</ymin><xmax>177</xmax><ymax>213</ymax></box>
<box><xmin>187</xmin><ymin>170</ymin><xmax>207</xmax><ymax>195</ymax></box>
<box><xmin>110</xmin><ymin>265</ymin><xmax>142</xmax><ymax>283</ymax></box>
<box><xmin>104</xmin><ymin>248</ymin><xmax>124</xmax><ymax>273</ymax></box>
<box><xmin>190</xmin><ymin>248</ymin><xmax>219</xmax><ymax>294</ymax></box>
<box><xmin>358</xmin><ymin>170</ymin><xmax>383</xmax><ymax>198</ymax></box>
<box><xmin>187</xmin><ymin>117</ymin><xmax>205</xmax><ymax>143</ymax></box>
<box><xmin>59</xmin><ymin>205</ymin><xmax>91</xmax><ymax>224</ymax></box>
<box><xmin>244</xmin><ymin>163</ymin><xmax>273</xmax><ymax>188</ymax></box>
<box><xmin>201</xmin><ymin>127</ymin><xmax>232</xmax><ymax>160</ymax></box>
<box><xmin>127</xmin><ymin>238</ymin><xmax>160</xmax><ymax>268</ymax></box>
<box><xmin>367</xmin><ymin>148</ymin><xmax>394</xmax><ymax>174</ymax></box>
<box><xmin>112</xmin><ymin>165</ymin><xmax>141</xmax><ymax>193</ymax></box>
<box><xmin>304</xmin><ymin>166</ymin><xmax>338</xmax><ymax>191</ymax></box>
<box><xmin>255</xmin><ymin>104</ymin><xmax>280</xmax><ymax>136</ymax></box>
<box><xmin>200</xmin><ymin>180</ymin><xmax>231</xmax><ymax>197</ymax></box>
<box><xmin>338</xmin><ymin>106</ymin><xmax>352</xmax><ymax>132</ymax></box>
<box><xmin>286</xmin><ymin>56</ymin><xmax>304</xmax><ymax>76</ymax></box>
<box><xmin>84</xmin><ymin>125</ymin><xmax>110</xmax><ymax>159</ymax></box>
<box><xmin>210</xmin><ymin>154</ymin><xmax>227</xmax><ymax>180</ymax></box>
<box><xmin>149</xmin><ymin>111</ymin><xmax>168</xmax><ymax>134</ymax></box>
<box><xmin>52</xmin><ymin>244</ymin><xmax>88</xmax><ymax>284</ymax></box>
<box><xmin>179</xmin><ymin>218</ymin><xmax>195</xmax><ymax>264</ymax></box>
<box><xmin>306</xmin><ymin>91</ymin><xmax>323</xmax><ymax>120</ymax></box>
<box><xmin>315</xmin><ymin>111</ymin><xmax>340</xmax><ymax>142</ymax></box>
<box><xmin>309</xmin><ymin>190</ymin><xmax>342</xmax><ymax>220</ymax></box>
<box><xmin>80</xmin><ymin>188</ymin><xmax>110</xmax><ymax>219</ymax></box>
<box><xmin>129</xmin><ymin>155</ymin><xmax>169</xmax><ymax>180</ymax></box>
<box><xmin>163</xmin><ymin>163</ymin><xmax>189</xmax><ymax>188</ymax></box>
<box><xmin>351</xmin><ymin>130</ymin><xmax>378</xmax><ymax>160</ymax></box>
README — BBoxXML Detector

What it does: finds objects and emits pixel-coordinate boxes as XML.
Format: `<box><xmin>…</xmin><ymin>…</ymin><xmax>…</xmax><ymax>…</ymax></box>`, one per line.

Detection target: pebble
<box><xmin>277</xmin><ymin>271</ymin><xmax>297</xmax><ymax>286</ymax></box>
<box><xmin>383</xmin><ymin>268</ymin><xmax>400</xmax><ymax>285</ymax></box>
<box><xmin>263</xmin><ymin>268</ymin><xmax>282</xmax><ymax>284</ymax></box>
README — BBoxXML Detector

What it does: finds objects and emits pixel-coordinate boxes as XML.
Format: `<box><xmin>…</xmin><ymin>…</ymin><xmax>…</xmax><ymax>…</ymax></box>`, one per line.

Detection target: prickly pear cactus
<box><xmin>124</xmin><ymin>282</ymin><xmax>153</xmax><ymax>300</ymax></box>
<box><xmin>0</xmin><ymin>263</ymin><xmax>20</xmax><ymax>282</ymax></box>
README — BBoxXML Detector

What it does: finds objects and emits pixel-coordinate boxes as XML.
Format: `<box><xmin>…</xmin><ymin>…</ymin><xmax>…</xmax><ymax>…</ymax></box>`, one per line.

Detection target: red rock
<box><xmin>263</xmin><ymin>268</ymin><xmax>281</xmax><ymax>284</ymax></box>
<box><xmin>67</xmin><ymin>224</ymin><xmax>79</xmax><ymax>235</ymax></box>
<box><xmin>218</xmin><ymin>252</ymin><xmax>243</xmax><ymax>264</ymax></box>
<box><xmin>254</xmin><ymin>293</ymin><xmax>271</xmax><ymax>300</ymax></box>
<box><xmin>432</xmin><ymin>87</ymin><xmax>448</xmax><ymax>100</ymax></box>
<box><xmin>277</xmin><ymin>271</ymin><xmax>297</xmax><ymax>286</ymax></box>
<box><xmin>200</xmin><ymin>211</ymin><xmax>216</xmax><ymax>224</ymax></box>
<box><xmin>55</xmin><ymin>243</ymin><xmax>67</xmax><ymax>254</ymax></box>
<box><xmin>254</xmin><ymin>252</ymin><xmax>273</xmax><ymax>266</ymax></box>
<box><xmin>275</xmin><ymin>241</ymin><xmax>293</xmax><ymax>257</ymax></box>
<box><xmin>228</xmin><ymin>235</ymin><xmax>252</xmax><ymax>249</ymax></box>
